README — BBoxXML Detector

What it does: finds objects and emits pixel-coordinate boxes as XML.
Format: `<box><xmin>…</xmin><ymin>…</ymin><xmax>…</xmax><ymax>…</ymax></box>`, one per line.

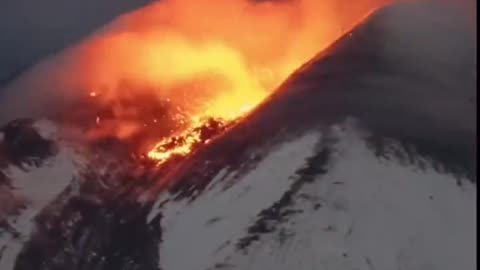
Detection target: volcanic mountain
<box><xmin>0</xmin><ymin>1</ymin><xmax>476</xmax><ymax>270</ymax></box>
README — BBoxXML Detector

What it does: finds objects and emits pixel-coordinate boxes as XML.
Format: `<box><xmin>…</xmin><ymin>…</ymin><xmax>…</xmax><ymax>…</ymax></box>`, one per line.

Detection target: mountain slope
<box><xmin>0</xmin><ymin>1</ymin><xmax>476</xmax><ymax>270</ymax></box>
<box><xmin>151</xmin><ymin>125</ymin><xmax>475</xmax><ymax>270</ymax></box>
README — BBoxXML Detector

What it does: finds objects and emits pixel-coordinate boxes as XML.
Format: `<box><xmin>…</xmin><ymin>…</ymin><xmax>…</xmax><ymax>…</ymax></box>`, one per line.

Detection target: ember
<box><xmin>41</xmin><ymin>0</ymin><xmax>388</xmax><ymax>165</ymax></box>
<box><xmin>148</xmin><ymin>117</ymin><xmax>234</xmax><ymax>164</ymax></box>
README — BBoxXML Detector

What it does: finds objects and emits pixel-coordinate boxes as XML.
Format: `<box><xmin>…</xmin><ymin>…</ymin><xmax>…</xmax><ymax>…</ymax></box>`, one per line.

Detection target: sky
<box><xmin>0</xmin><ymin>0</ymin><xmax>152</xmax><ymax>84</ymax></box>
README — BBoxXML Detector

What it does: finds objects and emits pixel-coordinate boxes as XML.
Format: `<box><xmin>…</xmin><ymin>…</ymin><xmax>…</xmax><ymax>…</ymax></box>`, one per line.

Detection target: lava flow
<box><xmin>147</xmin><ymin>116</ymin><xmax>235</xmax><ymax>163</ymax></box>
<box><xmin>34</xmin><ymin>0</ymin><xmax>389</xmax><ymax>164</ymax></box>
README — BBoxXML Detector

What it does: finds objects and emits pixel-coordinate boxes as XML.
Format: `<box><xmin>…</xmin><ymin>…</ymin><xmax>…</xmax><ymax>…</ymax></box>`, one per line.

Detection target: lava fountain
<box><xmin>13</xmin><ymin>0</ymin><xmax>390</xmax><ymax>164</ymax></box>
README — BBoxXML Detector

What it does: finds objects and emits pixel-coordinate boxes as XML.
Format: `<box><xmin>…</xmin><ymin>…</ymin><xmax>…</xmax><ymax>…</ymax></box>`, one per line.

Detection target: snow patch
<box><xmin>156</xmin><ymin>132</ymin><xmax>322</xmax><ymax>270</ymax></box>
<box><xmin>32</xmin><ymin>119</ymin><xmax>58</xmax><ymax>140</ymax></box>
<box><xmin>0</xmin><ymin>147</ymin><xmax>80</xmax><ymax>270</ymax></box>
<box><xmin>152</xmin><ymin>125</ymin><xmax>475</xmax><ymax>270</ymax></box>
<box><xmin>226</xmin><ymin>127</ymin><xmax>476</xmax><ymax>270</ymax></box>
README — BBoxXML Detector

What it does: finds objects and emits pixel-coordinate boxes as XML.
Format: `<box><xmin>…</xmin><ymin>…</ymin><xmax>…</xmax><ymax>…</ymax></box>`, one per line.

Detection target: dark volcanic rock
<box><xmin>0</xmin><ymin>119</ymin><xmax>56</xmax><ymax>168</ymax></box>
<box><xmin>14</xmin><ymin>200</ymin><xmax>162</xmax><ymax>270</ymax></box>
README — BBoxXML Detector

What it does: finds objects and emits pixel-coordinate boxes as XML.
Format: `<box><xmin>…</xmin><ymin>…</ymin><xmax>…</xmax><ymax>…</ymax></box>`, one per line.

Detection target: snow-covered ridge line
<box><xmin>0</xmin><ymin>120</ymin><xmax>81</xmax><ymax>270</ymax></box>
<box><xmin>151</xmin><ymin>123</ymin><xmax>475</xmax><ymax>270</ymax></box>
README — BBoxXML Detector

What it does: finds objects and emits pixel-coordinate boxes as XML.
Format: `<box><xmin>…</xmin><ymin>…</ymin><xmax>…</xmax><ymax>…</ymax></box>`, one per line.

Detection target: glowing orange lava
<box><xmin>42</xmin><ymin>0</ymin><xmax>389</xmax><ymax>164</ymax></box>
<box><xmin>147</xmin><ymin>116</ymin><xmax>233</xmax><ymax>163</ymax></box>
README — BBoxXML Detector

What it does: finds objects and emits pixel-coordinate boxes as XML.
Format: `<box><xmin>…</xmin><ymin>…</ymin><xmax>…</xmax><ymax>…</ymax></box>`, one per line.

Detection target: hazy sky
<box><xmin>0</xmin><ymin>0</ymin><xmax>152</xmax><ymax>83</ymax></box>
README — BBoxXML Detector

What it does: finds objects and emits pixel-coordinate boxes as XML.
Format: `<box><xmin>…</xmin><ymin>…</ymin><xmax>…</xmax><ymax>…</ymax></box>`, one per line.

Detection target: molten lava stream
<box><xmin>59</xmin><ymin>0</ymin><xmax>389</xmax><ymax>165</ymax></box>
<box><xmin>147</xmin><ymin>117</ymin><xmax>235</xmax><ymax>164</ymax></box>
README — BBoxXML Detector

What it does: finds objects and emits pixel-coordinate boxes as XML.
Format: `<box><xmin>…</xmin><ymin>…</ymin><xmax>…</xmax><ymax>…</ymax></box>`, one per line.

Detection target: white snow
<box><xmin>0</xmin><ymin>121</ymin><xmax>475</xmax><ymax>270</ymax></box>
<box><xmin>32</xmin><ymin>119</ymin><xmax>58</xmax><ymax>140</ymax></box>
<box><xmin>225</xmin><ymin>126</ymin><xmax>476</xmax><ymax>270</ymax></box>
<box><xmin>153</xmin><ymin>125</ymin><xmax>476</xmax><ymax>270</ymax></box>
<box><xmin>154</xmin><ymin>133</ymin><xmax>322</xmax><ymax>270</ymax></box>
<box><xmin>0</xmin><ymin>145</ymin><xmax>80</xmax><ymax>270</ymax></box>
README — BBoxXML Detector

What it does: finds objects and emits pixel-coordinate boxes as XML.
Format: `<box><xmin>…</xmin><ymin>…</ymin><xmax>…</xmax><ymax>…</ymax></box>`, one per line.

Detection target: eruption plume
<box><xmin>0</xmin><ymin>0</ymin><xmax>390</xmax><ymax>163</ymax></box>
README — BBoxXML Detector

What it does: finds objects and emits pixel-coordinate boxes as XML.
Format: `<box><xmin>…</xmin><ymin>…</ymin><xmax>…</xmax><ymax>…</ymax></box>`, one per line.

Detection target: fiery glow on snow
<box><xmin>49</xmin><ymin>0</ymin><xmax>388</xmax><ymax>163</ymax></box>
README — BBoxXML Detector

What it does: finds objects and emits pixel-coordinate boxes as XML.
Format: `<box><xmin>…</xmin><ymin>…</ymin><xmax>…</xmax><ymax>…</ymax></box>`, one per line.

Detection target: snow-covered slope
<box><xmin>149</xmin><ymin>123</ymin><xmax>475</xmax><ymax>270</ymax></box>
<box><xmin>0</xmin><ymin>120</ymin><xmax>82</xmax><ymax>269</ymax></box>
<box><xmin>0</xmin><ymin>1</ymin><xmax>475</xmax><ymax>270</ymax></box>
<box><xmin>0</xmin><ymin>119</ymin><xmax>475</xmax><ymax>270</ymax></box>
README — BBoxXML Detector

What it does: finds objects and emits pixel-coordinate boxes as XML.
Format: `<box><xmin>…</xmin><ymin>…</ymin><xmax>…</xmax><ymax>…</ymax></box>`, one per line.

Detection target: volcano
<box><xmin>0</xmin><ymin>1</ymin><xmax>476</xmax><ymax>270</ymax></box>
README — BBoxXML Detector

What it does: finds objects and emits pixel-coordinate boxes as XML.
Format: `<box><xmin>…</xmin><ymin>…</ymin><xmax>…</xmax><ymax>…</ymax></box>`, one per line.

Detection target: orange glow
<box><xmin>50</xmin><ymin>0</ymin><xmax>388</xmax><ymax>163</ymax></box>
<box><xmin>148</xmin><ymin>117</ymin><xmax>232</xmax><ymax>163</ymax></box>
